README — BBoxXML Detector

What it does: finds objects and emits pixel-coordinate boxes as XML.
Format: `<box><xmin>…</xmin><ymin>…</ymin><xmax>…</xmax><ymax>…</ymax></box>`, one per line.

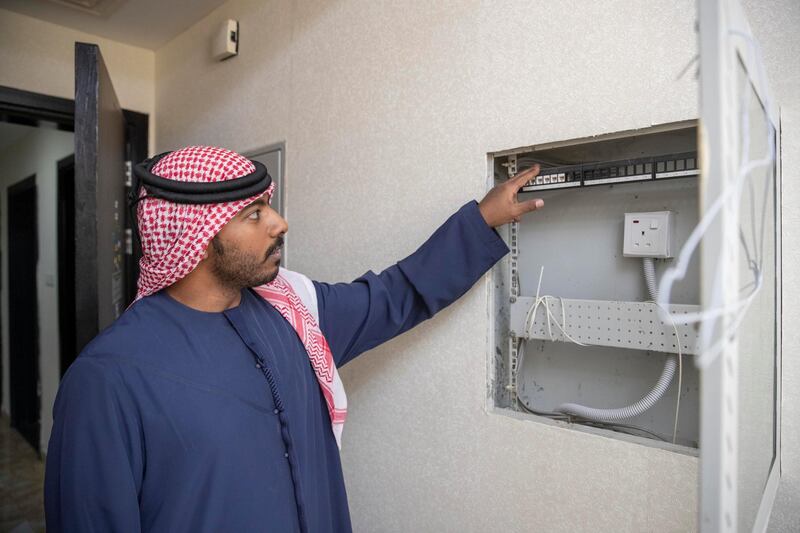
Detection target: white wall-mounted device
<box><xmin>213</xmin><ymin>19</ymin><xmax>239</xmax><ymax>61</ymax></box>
<box><xmin>623</xmin><ymin>211</ymin><xmax>675</xmax><ymax>258</ymax></box>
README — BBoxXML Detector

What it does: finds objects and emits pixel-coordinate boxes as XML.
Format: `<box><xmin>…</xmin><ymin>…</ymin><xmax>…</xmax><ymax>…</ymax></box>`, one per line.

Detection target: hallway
<box><xmin>0</xmin><ymin>414</ymin><xmax>45</xmax><ymax>532</ymax></box>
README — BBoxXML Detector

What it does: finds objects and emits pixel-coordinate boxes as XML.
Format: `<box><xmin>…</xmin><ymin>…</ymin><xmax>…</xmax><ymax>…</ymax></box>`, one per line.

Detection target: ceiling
<box><xmin>0</xmin><ymin>0</ymin><xmax>229</xmax><ymax>50</ymax></box>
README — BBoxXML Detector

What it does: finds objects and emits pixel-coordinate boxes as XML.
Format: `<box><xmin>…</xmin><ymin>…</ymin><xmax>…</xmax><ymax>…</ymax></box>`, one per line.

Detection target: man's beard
<box><xmin>210</xmin><ymin>235</ymin><xmax>282</xmax><ymax>289</ymax></box>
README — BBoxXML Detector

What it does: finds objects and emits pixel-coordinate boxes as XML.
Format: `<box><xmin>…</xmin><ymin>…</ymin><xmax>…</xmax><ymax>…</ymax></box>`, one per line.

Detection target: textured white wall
<box><xmin>0</xmin><ymin>125</ymin><xmax>74</xmax><ymax>454</ymax></box>
<box><xmin>0</xmin><ymin>8</ymin><xmax>156</xmax><ymax>152</ymax></box>
<box><xmin>153</xmin><ymin>0</ymin><xmax>797</xmax><ymax>531</ymax></box>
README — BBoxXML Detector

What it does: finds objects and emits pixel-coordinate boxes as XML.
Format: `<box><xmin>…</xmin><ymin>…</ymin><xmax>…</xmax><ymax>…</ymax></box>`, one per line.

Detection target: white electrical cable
<box><xmin>656</xmin><ymin>29</ymin><xmax>776</xmax><ymax>369</ymax></box>
<box><xmin>514</xmin><ymin>268</ymin><xmax>571</xmax><ymax>389</ymax></box>
<box><xmin>649</xmin><ymin>299</ymin><xmax>683</xmax><ymax>444</ymax></box>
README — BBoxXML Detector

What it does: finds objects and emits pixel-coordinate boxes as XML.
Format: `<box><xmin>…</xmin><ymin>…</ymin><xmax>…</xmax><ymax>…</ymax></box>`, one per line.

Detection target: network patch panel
<box><xmin>518</xmin><ymin>151</ymin><xmax>699</xmax><ymax>192</ymax></box>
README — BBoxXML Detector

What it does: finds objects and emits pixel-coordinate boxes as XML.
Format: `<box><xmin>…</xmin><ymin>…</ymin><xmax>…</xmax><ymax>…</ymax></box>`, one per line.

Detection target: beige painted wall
<box><xmin>0</xmin><ymin>8</ymin><xmax>156</xmax><ymax>152</ymax></box>
<box><xmin>0</xmin><ymin>125</ymin><xmax>74</xmax><ymax>454</ymax></box>
<box><xmin>155</xmin><ymin>1</ymin><xmax>706</xmax><ymax>531</ymax></box>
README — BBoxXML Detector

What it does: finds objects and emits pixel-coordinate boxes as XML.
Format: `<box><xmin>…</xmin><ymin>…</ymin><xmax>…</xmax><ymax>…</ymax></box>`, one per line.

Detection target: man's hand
<box><xmin>478</xmin><ymin>164</ymin><xmax>544</xmax><ymax>228</ymax></box>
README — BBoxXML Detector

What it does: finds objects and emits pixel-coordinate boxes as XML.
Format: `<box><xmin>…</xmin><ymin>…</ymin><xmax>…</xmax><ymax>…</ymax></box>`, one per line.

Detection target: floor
<box><xmin>0</xmin><ymin>414</ymin><xmax>45</xmax><ymax>533</ymax></box>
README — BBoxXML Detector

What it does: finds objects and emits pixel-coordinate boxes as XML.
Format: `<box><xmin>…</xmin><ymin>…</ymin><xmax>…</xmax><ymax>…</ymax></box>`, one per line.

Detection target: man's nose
<box><xmin>270</xmin><ymin>214</ymin><xmax>288</xmax><ymax>237</ymax></box>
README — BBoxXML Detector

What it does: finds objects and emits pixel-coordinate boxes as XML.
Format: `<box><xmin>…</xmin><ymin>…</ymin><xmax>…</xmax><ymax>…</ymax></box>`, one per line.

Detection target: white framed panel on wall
<box><xmin>697</xmin><ymin>0</ymin><xmax>781</xmax><ymax>531</ymax></box>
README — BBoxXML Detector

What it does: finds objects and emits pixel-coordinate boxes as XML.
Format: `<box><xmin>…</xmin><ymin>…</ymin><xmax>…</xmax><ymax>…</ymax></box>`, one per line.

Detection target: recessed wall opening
<box><xmin>489</xmin><ymin>120</ymin><xmax>700</xmax><ymax>453</ymax></box>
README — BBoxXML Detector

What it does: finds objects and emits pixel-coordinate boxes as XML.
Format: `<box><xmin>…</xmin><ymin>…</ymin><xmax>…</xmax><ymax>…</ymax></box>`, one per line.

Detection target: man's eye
<box><xmin>248</xmin><ymin>210</ymin><xmax>260</xmax><ymax>220</ymax></box>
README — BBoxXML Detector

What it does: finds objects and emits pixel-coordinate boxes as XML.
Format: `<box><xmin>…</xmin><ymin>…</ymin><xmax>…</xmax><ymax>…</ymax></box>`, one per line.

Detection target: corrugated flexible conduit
<box><xmin>556</xmin><ymin>258</ymin><xmax>677</xmax><ymax>421</ymax></box>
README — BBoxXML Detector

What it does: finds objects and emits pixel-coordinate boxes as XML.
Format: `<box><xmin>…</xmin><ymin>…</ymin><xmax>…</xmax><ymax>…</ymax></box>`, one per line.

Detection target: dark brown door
<box><xmin>74</xmin><ymin>42</ymin><xmax>127</xmax><ymax>354</ymax></box>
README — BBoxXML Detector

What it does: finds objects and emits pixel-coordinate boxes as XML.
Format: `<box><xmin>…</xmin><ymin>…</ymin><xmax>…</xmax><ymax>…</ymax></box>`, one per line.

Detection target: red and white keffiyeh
<box><xmin>134</xmin><ymin>146</ymin><xmax>347</xmax><ymax>448</ymax></box>
<box><xmin>253</xmin><ymin>275</ymin><xmax>348</xmax><ymax>448</ymax></box>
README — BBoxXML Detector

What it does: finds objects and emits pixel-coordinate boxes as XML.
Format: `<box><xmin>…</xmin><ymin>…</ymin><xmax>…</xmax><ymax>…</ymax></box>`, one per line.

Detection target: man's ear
<box><xmin>202</xmin><ymin>235</ymin><xmax>222</xmax><ymax>263</ymax></box>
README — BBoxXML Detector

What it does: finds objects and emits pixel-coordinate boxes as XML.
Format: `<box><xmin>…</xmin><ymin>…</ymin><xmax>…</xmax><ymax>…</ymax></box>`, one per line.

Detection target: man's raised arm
<box><xmin>314</xmin><ymin>165</ymin><xmax>544</xmax><ymax>367</ymax></box>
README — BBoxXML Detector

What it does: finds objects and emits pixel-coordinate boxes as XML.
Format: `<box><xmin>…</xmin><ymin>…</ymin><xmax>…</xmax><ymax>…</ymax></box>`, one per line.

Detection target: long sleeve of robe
<box><xmin>44</xmin><ymin>200</ymin><xmax>510</xmax><ymax>533</ymax></box>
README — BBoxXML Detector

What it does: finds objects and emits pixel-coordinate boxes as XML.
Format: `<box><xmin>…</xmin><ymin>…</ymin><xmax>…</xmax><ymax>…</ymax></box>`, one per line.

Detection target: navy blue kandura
<box><xmin>44</xmin><ymin>200</ymin><xmax>509</xmax><ymax>532</ymax></box>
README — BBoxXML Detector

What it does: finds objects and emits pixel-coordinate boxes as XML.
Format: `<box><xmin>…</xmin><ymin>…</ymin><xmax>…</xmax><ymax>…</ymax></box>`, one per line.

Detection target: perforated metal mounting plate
<box><xmin>509</xmin><ymin>297</ymin><xmax>699</xmax><ymax>355</ymax></box>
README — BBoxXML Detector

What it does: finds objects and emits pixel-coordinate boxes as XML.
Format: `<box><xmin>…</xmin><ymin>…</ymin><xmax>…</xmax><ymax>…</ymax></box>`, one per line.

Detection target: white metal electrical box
<box><xmin>488</xmin><ymin>121</ymin><xmax>702</xmax><ymax>452</ymax></box>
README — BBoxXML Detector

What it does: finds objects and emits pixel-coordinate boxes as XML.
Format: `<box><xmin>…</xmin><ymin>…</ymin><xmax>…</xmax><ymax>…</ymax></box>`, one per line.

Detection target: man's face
<box><xmin>207</xmin><ymin>192</ymin><xmax>288</xmax><ymax>289</ymax></box>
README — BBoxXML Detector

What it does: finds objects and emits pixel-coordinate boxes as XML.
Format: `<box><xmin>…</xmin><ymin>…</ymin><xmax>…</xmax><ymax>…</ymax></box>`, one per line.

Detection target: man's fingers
<box><xmin>512</xmin><ymin>164</ymin><xmax>541</xmax><ymax>186</ymax></box>
<box><xmin>515</xmin><ymin>163</ymin><xmax>540</xmax><ymax>180</ymax></box>
<box><xmin>518</xmin><ymin>198</ymin><xmax>544</xmax><ymax>214</ymax></box>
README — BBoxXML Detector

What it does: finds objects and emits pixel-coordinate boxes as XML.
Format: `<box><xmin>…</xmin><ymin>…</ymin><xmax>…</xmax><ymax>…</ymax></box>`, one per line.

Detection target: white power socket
<box><xmin>623</xmin><ymin>211</ymin><xmax>675</xmax><ymax>258</ymax></box>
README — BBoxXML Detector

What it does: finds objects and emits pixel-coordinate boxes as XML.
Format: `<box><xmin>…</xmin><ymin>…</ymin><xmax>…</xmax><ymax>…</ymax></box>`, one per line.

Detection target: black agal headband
<box><xmin>129</xmin><ymin>151</ymin><xmax>272</xmax><ymax>207</ymax></box>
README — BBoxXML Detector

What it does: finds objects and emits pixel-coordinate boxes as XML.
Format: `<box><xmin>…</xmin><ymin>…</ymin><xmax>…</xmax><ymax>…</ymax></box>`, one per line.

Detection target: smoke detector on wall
<box><xmin>213</xmin><ymin>19</ymin><xmax>239</xmax><ymax>61</ymax></box>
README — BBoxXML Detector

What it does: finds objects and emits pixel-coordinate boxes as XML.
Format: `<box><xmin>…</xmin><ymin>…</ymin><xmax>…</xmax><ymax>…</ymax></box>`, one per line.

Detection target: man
<box><xmin>44</xmin><ymin>146</ymin><xmax>543</xmax><ymax>532</ymax></box>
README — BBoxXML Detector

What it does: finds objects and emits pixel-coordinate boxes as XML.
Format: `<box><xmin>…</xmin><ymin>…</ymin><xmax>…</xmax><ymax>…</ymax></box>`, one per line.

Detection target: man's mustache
<box><xmin>265</xmin><ymin>236</ymin><xmax>285</xmax><ymax>258</ymax></box>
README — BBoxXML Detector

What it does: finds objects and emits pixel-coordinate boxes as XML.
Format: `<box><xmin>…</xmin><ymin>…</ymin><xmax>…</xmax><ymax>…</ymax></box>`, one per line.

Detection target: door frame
<box><xmin>0</xmin><ymin>86</ymin><xmax>148</xmax><ymax>303</ymax></box>
<box><xmin>0</xmin><ymin>85</ymin><xmax>148</xmax><ymax>410</ymax></box>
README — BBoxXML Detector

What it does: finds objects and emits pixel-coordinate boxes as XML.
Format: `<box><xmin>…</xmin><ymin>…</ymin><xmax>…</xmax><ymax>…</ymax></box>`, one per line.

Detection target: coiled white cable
<box><xmin>656</xmin><ymin>30</ymin><xmax>776</xmax><ymax>370</ymax></box>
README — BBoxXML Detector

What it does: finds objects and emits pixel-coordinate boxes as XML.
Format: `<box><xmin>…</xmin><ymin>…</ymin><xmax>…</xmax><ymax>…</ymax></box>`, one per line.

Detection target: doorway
<box><xmin>57</xmin><ymin>155</ymin><xmax>76</xmax><ymax>377</ymax></box>
<box><xmin>7</xmin><ymin>175</ymin><xmax>39</xmax><ymax>452</ymax></box>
